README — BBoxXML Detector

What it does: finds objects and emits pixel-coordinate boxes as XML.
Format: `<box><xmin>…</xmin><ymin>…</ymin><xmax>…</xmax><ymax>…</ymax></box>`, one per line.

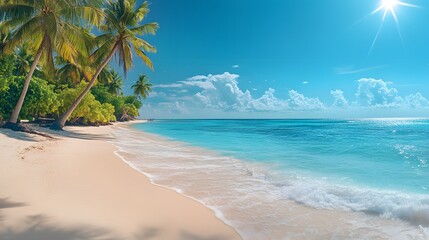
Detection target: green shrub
<box><xmin>58</xmin><ymin>83</ymin><xmax>116</xmax><ymax>124</ymax></box>
<box><xmin>0</xmin><ymin>76</ymin><xmax>59</xmax><ymax>120</ymax></box>
<box><xmin>91</xmin><ymin>84</ymin><xmax>141</xmax><ymax>120</ymax></box>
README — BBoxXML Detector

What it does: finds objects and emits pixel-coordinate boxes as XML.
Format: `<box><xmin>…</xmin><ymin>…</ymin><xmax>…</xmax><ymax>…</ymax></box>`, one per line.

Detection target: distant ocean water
<box><xmin>112</xmin><ymin>119</ymin><xmax>429</xmax><ymax>239</ymax></box>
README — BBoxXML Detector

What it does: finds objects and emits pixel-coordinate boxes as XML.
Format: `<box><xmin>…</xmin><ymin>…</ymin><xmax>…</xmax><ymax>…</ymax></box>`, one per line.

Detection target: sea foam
<box><xmin>111</xmin><ymin>125</ymin><xmax>429</xmax><ymax>239</ymax></box>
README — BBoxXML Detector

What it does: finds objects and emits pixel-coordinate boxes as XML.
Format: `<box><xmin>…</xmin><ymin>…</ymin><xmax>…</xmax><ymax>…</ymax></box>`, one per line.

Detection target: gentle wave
<box><xmin>277</xmin><ymin>175</ymin><xmax>429</xmax><ymax>226</ymax></box>
<box><xmin>111</xmin><ymin>125</ymin><xmax>429</xmax><ymax>239</ymax></box>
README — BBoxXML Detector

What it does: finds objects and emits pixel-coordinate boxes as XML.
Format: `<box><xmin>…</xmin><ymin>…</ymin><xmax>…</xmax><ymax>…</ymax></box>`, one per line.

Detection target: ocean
<box><xmin>112</xmin><ymin>119</ymin><xmax>429</xmax><ymax>239</ymax></box>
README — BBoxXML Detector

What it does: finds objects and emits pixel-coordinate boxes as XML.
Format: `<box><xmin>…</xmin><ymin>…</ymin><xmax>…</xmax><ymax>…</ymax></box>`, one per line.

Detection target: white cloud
<box><xmin>404</xmin><ymin>92</ymin><xmax>429</xmax><ymax>108</ymax></box>
<box><xmin>302</xmin><ymin>81</ymin><xmax>309</xmax><ymax>84</ymax></box>
<box><xmin>187</xmin><ymin>75</ymin><xmax>208</xmax><ymax>81</ymax></box>
<box><xmin>232</xmin><ymin>65</ymin><xmax>239</xmax><ymax>68</ymax></box>
<box><xmin>288</xmin><ymin>90</ymin><xmax>324</xmax><ymax>110</ymax></box>
<box><xmin>154</xmin><ymin>83</ymin><xmax>183</xmax><ymax>88</ymax></box>
<box><xmin>248</xmin><ymin>88</ymin><xmax>289</xmax><ymax>111</ymax></box>
<box><xmin>355</xmin><ymin>78</ymin><xmax>402</xmax><ymax>107</ymax></box>
<box><xmin>335</xmin><ymin>65</ymin><xmax>387</xmax><ymax>75</ymax></box>
<box><xmin>330</xmin><ymin>89</ymin><xmax>348</xmax><ymax>108</ymax></box>
<box><xmin>180</xmin><ymin>79</ymin><xmax>216</xmax><ymax>90</ymax></box>
<box><xmin>143</xmin><ymin>74</ymin><xmax>429</xmax><ymax>118</ymax></box>
<box><xmin>147</xmin><ymin>72</ymin><xmax>324</xmax><ymax>113</ymax></box>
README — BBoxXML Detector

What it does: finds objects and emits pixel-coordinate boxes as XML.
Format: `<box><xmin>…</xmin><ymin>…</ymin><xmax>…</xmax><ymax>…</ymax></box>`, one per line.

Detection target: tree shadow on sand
<box><xmin>180</xmin><ymin>231</ymin><xmax>236</xmax><ymax>240</ymax></box>
<box><xmin>133</xmin><ymin>227</ymin><xmax>161</xmax><ymax>240</ymax></box>
<box><xmin>35</xmin><ymin>126</ymin><xmax>114</xmax><ymax>141</ymax></box>
<box><xmin>0</xmin><ymin>129</ymin><xmax>39</xmax><ymax>142</ymax></box>
<box><xmin>58</xmin><ymin>130</ymin><xmax>114</xmax><ymax>141</ymax></box>
<box><xmin>0</xmin><ymin>198</ymin><xmax>26</xmax><ymax>224</ymax></box>
<box><xmin>0</xmin><ymin>214</ymin><xmax>123</xmax><ymax>240</ymax></box>
<box><xmin>0</xmin><ymin>198</ymin><xmax>26</xmax><ymax>209</ymax></box>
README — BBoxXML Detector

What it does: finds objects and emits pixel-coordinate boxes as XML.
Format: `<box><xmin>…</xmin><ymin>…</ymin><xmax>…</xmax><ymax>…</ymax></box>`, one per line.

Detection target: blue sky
<box><xmin>119</xmin><ymin>0</ymin><xmax>429</xmax><ymax>118</ymax></box>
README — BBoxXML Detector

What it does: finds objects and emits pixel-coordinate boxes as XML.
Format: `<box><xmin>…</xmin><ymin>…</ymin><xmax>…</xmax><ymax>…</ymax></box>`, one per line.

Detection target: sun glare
<box><xmin>368</xmin><ymin>0</ymin><xmax>418</xmax><ymax>55</ymax></box>
<box><xmin>372</xmin><ymin>0</ymin><xmax>417</xmax><ymax>22</ymax></box>
<box><xmin>382</xmin><ymin>0</ymin><xmax>399</xmax><ymax>10</ymax></box>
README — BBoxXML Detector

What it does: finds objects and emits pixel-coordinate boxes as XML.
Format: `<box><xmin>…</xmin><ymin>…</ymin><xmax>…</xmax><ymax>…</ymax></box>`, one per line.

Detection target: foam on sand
<box><xmin>112</xmin><ymin>125</ymin><xmax>429</xmax><ymax>240</ymax></box>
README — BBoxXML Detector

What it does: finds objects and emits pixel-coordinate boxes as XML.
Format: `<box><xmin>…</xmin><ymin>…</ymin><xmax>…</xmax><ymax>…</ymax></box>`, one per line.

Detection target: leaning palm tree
<box><xmin>121</xmin><ymin>74</ymin><xmax>152</xmax><ymax>120</ymax></box>
<box><xmin>52</xmin><ymin>0</ymin><xmax>158</xmax><ymax>130</ymax></box>
<box><xmin>0</xmin><ymin>0</ymin><xmax>103</xmax><ymax>127</ymax></box>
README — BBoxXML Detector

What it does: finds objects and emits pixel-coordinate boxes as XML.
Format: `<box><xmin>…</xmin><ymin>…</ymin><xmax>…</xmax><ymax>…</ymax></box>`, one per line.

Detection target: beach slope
<box><xmin>0</xmin><ymin>125</ymin><xmax>241</xmax><ymax>240</ymax></box>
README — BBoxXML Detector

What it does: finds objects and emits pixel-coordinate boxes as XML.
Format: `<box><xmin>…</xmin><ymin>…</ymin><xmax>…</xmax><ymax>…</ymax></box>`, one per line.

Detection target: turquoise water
<box><xmin>135</xmin><ymin>119</ymin><xmax>429</xmax><ymax>194</ymax></box>
<box><xmin>129</xmin><ymin>118</ymin><xmax>429</xmax><ymax>232</ymax></box>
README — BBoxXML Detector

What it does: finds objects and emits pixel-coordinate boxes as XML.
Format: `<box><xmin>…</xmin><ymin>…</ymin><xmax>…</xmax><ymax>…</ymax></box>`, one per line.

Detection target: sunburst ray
<box><xmin>368</xmin><ymin>0</ymin><xmax>418</xmax><ymax>56</ymax></box>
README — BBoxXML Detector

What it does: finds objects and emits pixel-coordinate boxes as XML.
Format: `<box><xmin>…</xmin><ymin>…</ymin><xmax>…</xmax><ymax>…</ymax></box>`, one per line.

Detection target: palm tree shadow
<box><xmin>0</xmin><ymin>198</ymin><xmax>26</xmax><ymax>225</ymax></box>
<box><xmin>36</xmin><ymin>126</ymin><xmax>114</xmax><ymax>141</ymax></box>
<box><xmin>180</xmin><ymin>231</ymin><xmax>235</xmax><ymax>240</ymax></box>
<box><xmin>0</xmin><ymin>214</ymin><xmax>123</xmax><ymax>240</ymax></box>
<box><xmin>0</xmin><ymin>129</ymin><xmax>39</xmax><ymax>142</ymax></box>
<box><xmin>133</xmin><ymin>227</ymin><xmax>161</xmax><ymax>239</ymax></box>
<box><xmin>57</xmin><ymin>130</ymin><xmax>114</xmax><ymax>141</ymax></box>
<box><xmin>0</xmin><ymin>198</ymin><xmax>26</xmax><ymax>209</ymax></box>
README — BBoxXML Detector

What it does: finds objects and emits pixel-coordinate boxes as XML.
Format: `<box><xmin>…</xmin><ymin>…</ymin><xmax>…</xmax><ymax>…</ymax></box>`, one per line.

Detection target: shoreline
<box><xmin>111</xmin><ymin>120</ymin><xmax>243</xmax><ymax>237</ymax></box>
<box><xmin>114</xmin><ymin>120</ymin><xmax>429</xmax><ymax>240</ymax></box>
<box><xmin>0</xmin><ymin>122</ymin><xmax>242</xmax><ymax>240</ymax></box>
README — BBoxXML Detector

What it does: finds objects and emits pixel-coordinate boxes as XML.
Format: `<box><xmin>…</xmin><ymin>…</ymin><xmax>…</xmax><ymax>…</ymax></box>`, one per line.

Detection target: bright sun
<box><xmin>373</xmin><ymin>0</ymin><xmax>417</xmax><ymax>22</ymax></box>
<box><xmin>368</xmin><ymin>0</ymin><xmax>418</xmax><ymax>55</ymax></box>
<box><xmin>382</xmin><ymin>0</ymin><xmax>399</xmax><ymax>10</ymax></box>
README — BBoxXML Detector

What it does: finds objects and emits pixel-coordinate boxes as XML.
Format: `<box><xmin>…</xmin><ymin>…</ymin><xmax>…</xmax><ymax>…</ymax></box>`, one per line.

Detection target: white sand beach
<box><xmin>0</xmin><ymin>123</ymin><xmax>241</xmax><ymax>240</ymax></box>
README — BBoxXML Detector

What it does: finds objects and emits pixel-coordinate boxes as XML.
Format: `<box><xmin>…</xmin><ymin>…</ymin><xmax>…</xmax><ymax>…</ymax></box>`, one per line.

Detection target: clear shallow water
<box><xmin>136</xmin><ymin>119</ymin><xmax>429</xmax><ymax>194</ymax></box>
<box><xmin>113</xmin><ymin>119</ymin><xmax>429</xmax><ymax>239</ymax></box>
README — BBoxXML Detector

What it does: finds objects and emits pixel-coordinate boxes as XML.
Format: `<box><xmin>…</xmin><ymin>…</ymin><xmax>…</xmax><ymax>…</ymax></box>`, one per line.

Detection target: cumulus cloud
<box><xmin>355</xmin><ymin>78</ymin><xmax>402</xmax><ymax>107</ymax></box>
<box><xmin>148</xmin><ymin>72</ymin><xmax>325</xmax><ymax>113</ymax></box>
<box><xmin>187</xmin><ymin>72</ymin><xmax>251</xmax><ymax>111</ymax></box>
<box><xmin>144</xmin><ymin>74</ymin><xmax>429</xmax><ymax>118</ymax></box>
<box><xmin>288</xmin><ymin>90</ymin><xmax>324</xmax><ymax>110</ymax></box>
<box><xmin>330</xmin><ymin>89</ymin><xmax>348</xmax><ymax>107</ymax></box>
<box><xmin>404</xmin><ymin>92</ymin><xmax>429</xmax><ymax>108</ymax></box>
<box><xmin>248</xmin><ymin>88</ymin><xmax>289</xmax><ymax>111</ymax></box>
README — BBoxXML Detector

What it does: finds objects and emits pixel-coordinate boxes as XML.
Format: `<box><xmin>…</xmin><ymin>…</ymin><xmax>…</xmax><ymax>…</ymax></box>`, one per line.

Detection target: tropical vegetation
<box><xmin>0</xmin><ymin>0</ymin><xmax>157</xmax><ymax>129</ymax></box>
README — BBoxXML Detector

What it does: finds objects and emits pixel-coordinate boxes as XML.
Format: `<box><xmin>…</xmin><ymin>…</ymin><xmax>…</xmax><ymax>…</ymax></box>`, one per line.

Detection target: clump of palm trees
<box><xmin>0</xmin><ymin>0</ymin><xmax>157</xmax><ymax>130</ymax></box>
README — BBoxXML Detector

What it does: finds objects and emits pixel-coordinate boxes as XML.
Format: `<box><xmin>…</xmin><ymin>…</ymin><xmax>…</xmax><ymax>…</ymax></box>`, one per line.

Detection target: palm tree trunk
<box><xmin>51</xmin><ymin>43</ymin><xmax>119</xmax><ymax>130</ymax></box>
<box><xmin>120</xmin><ymin>97</ymin><xmax>137</xmax><ymax>121</ymax></box>
<box><xmin>6</xmin><ymin>38</ymin><xmax>45</xmax><ymax>126</ymax></box>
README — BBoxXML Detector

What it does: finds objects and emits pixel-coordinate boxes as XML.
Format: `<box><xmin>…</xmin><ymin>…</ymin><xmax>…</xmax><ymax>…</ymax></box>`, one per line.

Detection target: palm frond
<box><xmin>3</xmin><ymin>15</ymin><xmax>42</xmax><ymax>53</ymax></box>
<box><xmin>133</xmin><ymin>46</ymin><xmax>153</xmax><ymax>70</ymax></box>
<box><xmin>129</xmin><ymin>22</ymin><xmax>158</xmax><ymax>36</ymax></box>
<box><xmin>60</xmin><ymin>6</ymin><xmax>105</xmax><ymax>26</ymax></box>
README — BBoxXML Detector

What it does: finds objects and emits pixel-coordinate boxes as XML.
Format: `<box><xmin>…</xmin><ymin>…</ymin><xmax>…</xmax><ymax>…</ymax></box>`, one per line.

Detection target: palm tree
<box><xmin>132</xmin><ymin>74</ymin><xmax>152</xmax><ymax>100</ymax></box>
<box><xmin>14</xmin><ymin>43</ymin><xmax>40</xmax><ymax>77</ymax></box>
<box><xmin>0</xmin><ymin>31</ymin><xmax>9</xmax><ymax>52</ymax></box>
<box><xmin>56</xmin><ymin>27</ymin><xmax>97</xmax><ymax>85</ymax></box>
<box><xmin>0</xmin><ymin>0</ymin><xmax>103</xmax><ymax>127</ymax></box>
<box><xmin>104</xmin><ymin>68</ymin><xmax>123</xmax><ymax>95</ymax></box>
<box><xmin>52</xmin><ymin>0</ymin><xmax>158</xmax><ymax>130</ymax></box>
<box><xmin>56</xmin><ymin>57</ymin><xmax>87</xmax><ymax>86</ymax></box>
<box><xmin>56</xmin><ymin>53</ymin><xmax>95</xmax><ymax>86</ymax></box>
<box><xmin>121</xmin><ymin>74</ymin><xmax>152</xmax><ymax>120</ymax></box>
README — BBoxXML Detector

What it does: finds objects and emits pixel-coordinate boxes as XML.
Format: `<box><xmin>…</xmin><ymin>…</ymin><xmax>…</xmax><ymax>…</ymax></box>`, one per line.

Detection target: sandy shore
<box><xmin>0</xmin><ymin>123</ymin><xmax>241</xmax><ymax>240</ymax></box>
